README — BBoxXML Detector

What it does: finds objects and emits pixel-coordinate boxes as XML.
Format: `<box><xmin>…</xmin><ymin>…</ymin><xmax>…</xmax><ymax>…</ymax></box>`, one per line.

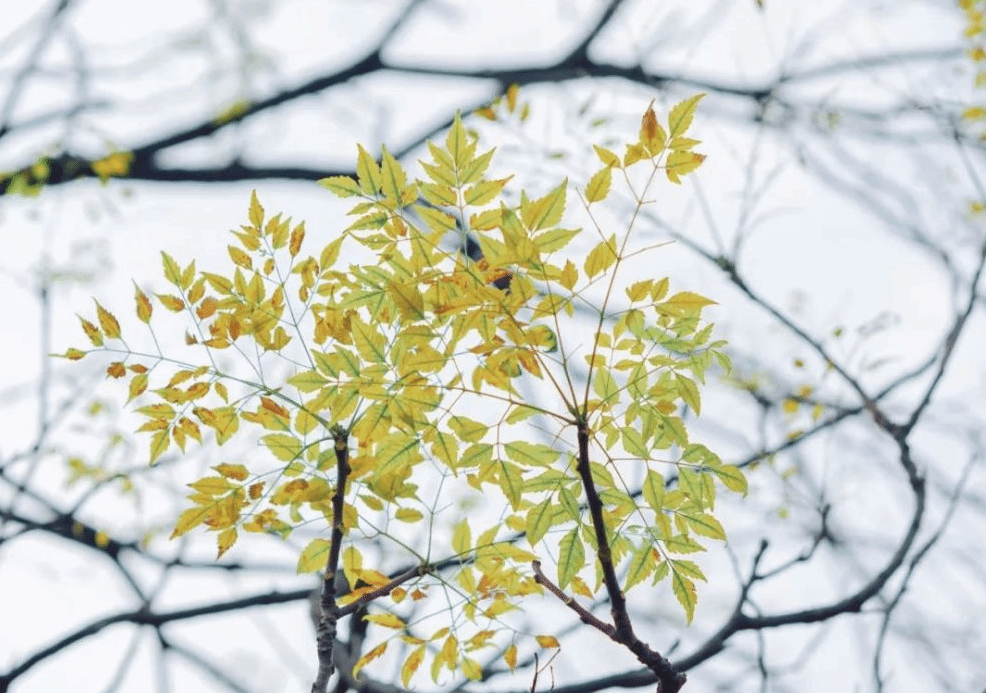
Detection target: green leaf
<box><xmin>621</xmin><ymin>427</ymin><xmax>649</xmax><ymax>459</ymax></box>
<box><xmin>504</xmin><ymin>441</ymin><xmax>559</xmax><ymax>467</ymax></box>
<box><xmin>498</xmin><ymin>460</ymin><xmax>524</xmax><ymax>510</ymax></box>
<box><xmin>263</xmin><ymin>433</ymin><xmax>303</xmax><ymax>461</ymax></box>
<box><xmin>642</xmin><ymin>469</ymin><xmax>665</xmax><ymax>514</ymax></box>
<box><xmin>449</xmin><ymin>416</ymin><xmax>488</xmax><ymax>443</ymax></box>
<box><xmin>557</xmin><ymin>528</ymin><xmax>585</xmax><ymax>589</ymax></box>
<box><xmin>685</xmin><ymin>513</ymin><xmax>726</xmax><ymax>540</ymax></box>
<box><xmin>525</xmin><ymin>500</ymin><xmax>554</xmax><ymax>546</ymax></box>
<box><xmin>671</xmin><ymin>568</ymin><xmax>697</xmax><ymax>623</ymax></box>
<box><xmin>288</xmin><ymin>370</ymin><xmax>328</xmax><ymax>392</ymax></box>
<box><xmin>675</xmin><ymin>373</ymin><xmax>701</xmax><ymax>414</ymax></box>
<box><xmin>592</xmin><ymin>367</ymin><xmax>619</xmax><ymax>402</ymax></box>
<box><xmin>624</xmin><ymin>542</ymin><xmax>655</xmax><ymax>590</ymax></box>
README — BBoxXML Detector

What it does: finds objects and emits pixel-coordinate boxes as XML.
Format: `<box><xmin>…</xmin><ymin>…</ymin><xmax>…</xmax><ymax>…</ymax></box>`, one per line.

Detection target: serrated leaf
<box><xmin>94</xmin><ymin>301</ymin><xmax>121</xmax><ymax>339</ymax></box>
<box><xmin>216</xmin><ymin>527</ymin><xmax>237</xmax><ymax>559</ymax></box>
<box><xmin>584</xmin><ymin>233</ymin><xmax>617</xmax><ymax>278</ymax></box>
<box><xmin>150</xmin><ymin>428</ymin><xmax>170</xmax><ymax>464</ymax></box>
<box><xmin>621</xmin><ymin>427</ymin><xmax>649</xmax><ymax>459</ymax></box>
<box><xmin>557</xmin><ymin>528</ymin><xmax>584</xmax><ymax>589</ymax></box>
<box><xmin>521</xmin><ymin>179</ymin><xmax>567</xmax><ymax>231</ymax></box>
<box><xmin>319</xmin><ymin>175</ymin><xmax>362</xmax><ymax>197</ymax></box>
<box><xmin>448</xmin><ymin>416</ymin><xmax>488</xmax><ymax>443</ymax></box>
<box><xmin>668</xmin><ymin>93</ymin><xmax>705</xmax><ymax>139</ymax></box>
<box><xmin>686</xmin><ymin>512</ymin><xmax>726</xmax><ymax>540</ymax></box>
<box><xmin>248</xmin><ymin>190</ymin><xmax>264</xmax><ymax>227</ymax></box>
<box><xmin>714</xmin><ymin>465</ymin><xmax>748</xmax><ymax>495</ymax></box>
<box><xmin>642</xmin><ymin>469</ymin><xmax>665</xmax><ymax>514</ymax></box>
<box><xmin>353</xmin><ymin>642</ymin><xmax>388</xmax><ymax>680</ymax></box>
<box><xmin>525</xmin><ymin>500</ymin><xmax>553</xmax><ymax>546</ymax></box>
<box><xmin>671</xmin><ymin>568</ymin><xmax>697</xmax><ymax>623</ymax></box>
<box><xmin>624</xmin><ymin>542</ymin><xmax>655</xmax><ymax>590</ymax></box>
<box><xmin>592</xmin><ymin>367</ymin><xmax>618</xmax><ymax>402</ymax></box>
<box><xmin>593</xmin><ymin>144</ymin><xmax>620</xmax><ymax>167</ymax></box>
<box><xmin>297</xmin><ymin>538</ymin><xmax>331</xmax><ymax>573</ymax></box>
<box><xmin>402</xmin><ymin>645</ymin><xmax>426</xmax><ymax>686</ymax></box>
<box><xmin>128</xmin><ymin>373</ymin><xmax>148</xmax><ymax>402</ymax></box>
<box><xmin>356</xmin><ymin>144</ymin><xmax>381</xmax><ymax>195</ymax></box>
<box><xmin>533</xmin><ymin>227</ymin><xmax>580</xmax><ymax>253</ymax></box>
<box><xmin>584</xmin><ymin>166</ymin><xmax>612</xmax><ymax>203</ymax></box>
<box><xmin>161</xmin><ymin>251</ymin><xmax>182</xmax><ymax>286</ymax></box>
<box><xmin>464</xmin><ymin>177</ymin><xmax>509</xmax><ymax>206</ymax></box>
<box><xmin>170</xmin><ymin>505</ymin><xmax>211</xmax><ymax>539</ymax></box>
<box><xmin>365</xmin><ymin>612</ymin><xmax>405</xmax><ymax>629</ymax></box>
<box><xmin>262</xmin><ymin>433</ymin><xmax>303</xmax><ymax>461</ymax></box>
<box><xmin>535</xmin><ymin>635</ymin><xmax>560</xmax><ymax>648</ymax></box>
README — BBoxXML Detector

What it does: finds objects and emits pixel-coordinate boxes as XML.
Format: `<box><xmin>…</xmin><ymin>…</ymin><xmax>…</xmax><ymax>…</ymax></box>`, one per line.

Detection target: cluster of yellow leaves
<box><xmin>63</xmin><ymin>92</ymin><xmax>744</xmax><ymax>679</ymax></box>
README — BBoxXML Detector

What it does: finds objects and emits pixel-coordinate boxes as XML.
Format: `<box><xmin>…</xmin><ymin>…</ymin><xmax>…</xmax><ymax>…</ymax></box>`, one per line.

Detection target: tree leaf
<box><xmin>584</xmin><ymin>166</ymin><xmax>612</xmax><ymax>203</ymax></box>
<box><xmin>667</xmin><ymin>93</ymin><xmax>705</xmax><ymax>139</ymax></box>
<box><xmin>297</xmin><ymin>537</ymin><xmax>331</xmax><ymax>573</ymax></box>
<box><xmin>262</xmin><ymin>433</ymin><xmax>303</xmax><ymax>461</ymax></box>
<box><xmin>557</xmin><ymin>528</ymin><xmax>584</xmax><ymax>589</ymax></box>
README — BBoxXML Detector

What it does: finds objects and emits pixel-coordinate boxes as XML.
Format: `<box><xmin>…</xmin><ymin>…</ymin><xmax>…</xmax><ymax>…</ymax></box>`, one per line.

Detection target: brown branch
<box><xmin>311</xmin><ymin>425</ymin><xmax>352</xmax><ymax>693</ymax></box>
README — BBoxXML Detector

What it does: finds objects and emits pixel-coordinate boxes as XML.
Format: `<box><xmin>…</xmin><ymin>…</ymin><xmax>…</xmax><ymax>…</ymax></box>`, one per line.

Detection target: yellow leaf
<box><xmin>319</xmin><ymin>175</ymin><xmax>362</xmax><ymax>197</ymax></box>
<box><xmin>228</xmin><ymin>245</ymin><xmax>253</xmax><ymax>270</ymax></box>
<box><xmin>170</xmin><ymin>505</ymin><xmax>212</xmax><ymax>538</ymax></box>
<box><xmin>289</xmin><ymin>221</ymin><xmax>305</xmax><ymax>257</ymax></box>
<box><xmin>216</xmin><ymin>527</ymin><xmax>237</xmax><ymax>559</ymax></box>
<box><xmin>296</xmin><ymin>537</ymin><xmax>332</xmax><ymax>574</ymax></box>
<box><xmin>92</xmin><ymin>301</ymin><xmax>120</xmax><ymax>339</ymax></box>
<box><xmin>78</xmin><ymin>316</ymin><xmax>103</xmax><ymax>346</ymax></box>
<box><xmin>592</xmin><ymin>144</ymin><xmax>620</xmax><ymax>167</ymax></box>
<box><xmin>380</xmin><ymin>145</ymin><xmax>409</xmax><ymax>204</ymax></box>
<box><xmin>342</xmin><ymin>546</ymin><xmax>363</xmax><ymax>588</ymax></box>
<box><xmin>249</xmin><ymin>189</ymin><xmax>264</xmax><ymax>228</ymax></box>
<box><xmin>387</xmin><ymin>280</ymin><xmax>426</xmax><ymax>321</ymax></box>
<box><xmin>521</xmin><ymin>179</ymin><xmax>567</xmax><ymax>231</ymax></box>
<box><xmin>640</xmin><ymin>106</ymin><xmax>658</xmax><ymax>143</ymax></box>
<box><xmin>60</xmin><ymin>348</ymin><xmax>87</xmax><ymax>360</ymax></box>
<box><xmin>583</xmin><ymin>234</ymin><xmax>617</xmax><ymax>278</ymax></box>
<box><xmin>128</xmin><ymin>373</ymin><xmax>148</xmax><ymax>402</ymax></box>
<box><xmin>667</xmin><ymin>93</ymin><xmax>705</xmax><ymax>139</ymax></box>
<box><xmin>356</xmin><ymin>144</ymin><xmax>382</xmax><ymax>195</ymax></box>
<box><xmin>134</xmin><ymin>284</ymin><xmax>153</xmax><ymax>323</ymax></box>
<box><xmin>262</xmin><ymin>433</ymin><xmax>302</xmax><ymax>461</ymax></box>
<box><xmin>150</xmin><ymin>428</ymin><xmax>170</xmax><ymax>464</ymax></box>
<box><xmin>395</xmin><ymin>507</ymin><xmax>424</xmax><ymax>522</ymax></box>
<box><xmin>161</xmin><ymin>251</ymin><xmax>182</xmax><ymax>286</ymax></box>
<box><xmin>401</xmin><ymin>645</ymin><xmax>426</xmax><ymax>686</ymax></box>
<box><xmin>503</xmin><ymin>644</ymin><xmax>518</xmax><ymax>670</ymax></box>
<box><xmin>364</xmin><ymin>612</ymin><xmax>405</xmax><ymax>629</ymax></box>
<box><xmin>214</xmin><ymin>463</ymin><xmax>249</xmax><ymax>481</ymax></box>
<box><xmin>671</xmin><ymin>568</ymin><xmax>697</xmax><ymax>623</ymax></box>
<box><xmin>584</xmin><ymin>166</ymin><xmax>612</xmax><ymax>203</ymax></box>
<box><xmin>157</xmin><ymin>294</ymin><xmax>185</xmax><ymax>312</ymax></box>
<box><xmin>353</xmin><ymin>642</ymin><xmax>388</xmax><ymax>680</ymax></box>
<box><xmin>462</xmin><ymin>658</ymin><xmax>482</xmax><ymax>680</ymax></box>
<box><xmin>665</xmin><ymin>150</ymin><xmax>706</xmax><ymax>184</ymax></box>
<box><xmin>535</xmin><ymin>635</ymin><xmax>559</xmax><ymax>648</ymax></box>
